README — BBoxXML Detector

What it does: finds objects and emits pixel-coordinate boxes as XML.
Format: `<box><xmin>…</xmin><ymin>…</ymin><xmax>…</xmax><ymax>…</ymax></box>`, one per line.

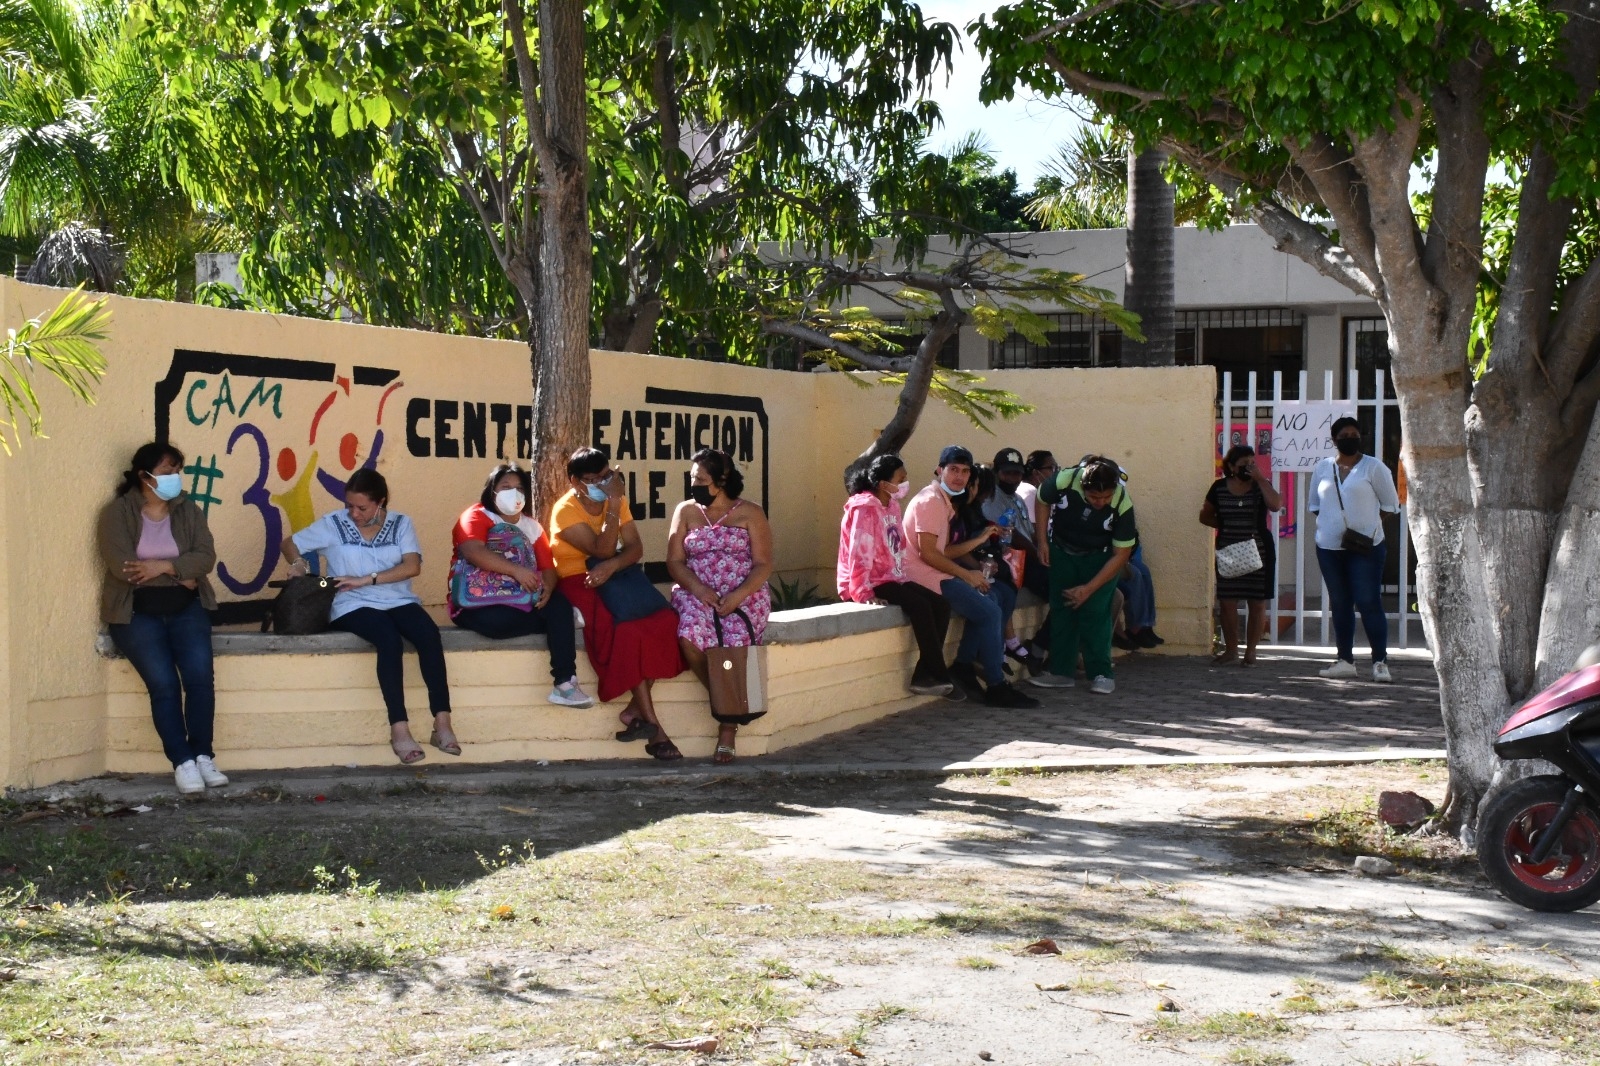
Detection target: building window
<box><xmin>1345</xmin><ymin>317</ymin><xmax>1393</xmax><ymax>400</ymax></box>
<box><xmin>1190</xmin><ymin>308</ymin><xmax>1306</xmax><ymax>398</ymax></box>
<box><xmin>988</xmin><ymin>312</ymin><xmax>1127</xmax><ymax>368</ymax></box>
<box><xmin>989</xmin><ymin>308</ymin><xmax>1304</xmax><ymax>390</ymax></box>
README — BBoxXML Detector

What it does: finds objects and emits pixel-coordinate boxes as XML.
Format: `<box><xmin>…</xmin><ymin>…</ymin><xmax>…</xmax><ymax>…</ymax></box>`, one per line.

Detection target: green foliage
<box><xmin>0</xmin><ymin>286</ymin><xmax>110</xmax><ymax>452</ymax></box>
<box><xmin>769</xmin><ymin>575</ymin><xmax>827</xmax><ymax>612</ymax></box>
<box><xmin>937</xmin><ymin>132</ymin><xmax>1041</xmax><ymax>234</ymax></box>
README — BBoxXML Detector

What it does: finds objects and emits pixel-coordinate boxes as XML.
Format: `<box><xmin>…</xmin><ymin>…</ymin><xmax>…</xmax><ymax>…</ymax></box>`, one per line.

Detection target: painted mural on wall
<box><xmin>154</xmin><ymin>350</ymin><xmax>768</xmax><ymax>603</ymax></box>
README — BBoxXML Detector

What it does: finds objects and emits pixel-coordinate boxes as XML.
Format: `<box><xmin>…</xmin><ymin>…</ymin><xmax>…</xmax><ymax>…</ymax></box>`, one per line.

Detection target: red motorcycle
<box><xmin>1480</xmin><ymin>649</ymin><xmax>1600</xmax><ymax>911</ymax></box>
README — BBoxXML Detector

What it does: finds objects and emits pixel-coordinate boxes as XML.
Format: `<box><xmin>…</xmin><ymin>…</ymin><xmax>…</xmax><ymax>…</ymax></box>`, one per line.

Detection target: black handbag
<box><xmin>585</xmin><ymin>559</ymin><xmax>671</xmax><ymax>622</ymax></box>
<box><xmin>1332</xmin><ymin>467</ymin><xmax>1376</xmax><ymax>554</ymax></box>
<box><xmin>262</xmin><ymin>576</ymin><xmax>337</xmax><ymax>634</ymax></box>
<box><xmin>131</xmin><ymin>584</ymin><xmax>199</xmax><ymax>617</ymax></box>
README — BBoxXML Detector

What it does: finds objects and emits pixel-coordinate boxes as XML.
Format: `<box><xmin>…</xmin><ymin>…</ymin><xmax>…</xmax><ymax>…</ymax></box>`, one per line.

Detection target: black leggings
<box><xmin>453</xmin><ymin>588</ymin><xmax>579</xmax><ymax>683</ymax></box>
<box><xmin>873</xmin><ymin>581</ymin><xmax>951</xmax><ymax>680</ymax></box>
<box><xmin>333</xmin><ymin>603</ymin><xmax>452</xmax><ymax>725</ymax></box>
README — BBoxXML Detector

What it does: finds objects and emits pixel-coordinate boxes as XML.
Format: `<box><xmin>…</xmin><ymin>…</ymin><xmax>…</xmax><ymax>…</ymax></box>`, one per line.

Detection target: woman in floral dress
<box><xmin>667</xmin><ymin>448</ymin><xmax>773</xmax><ymax>763</ymax></box>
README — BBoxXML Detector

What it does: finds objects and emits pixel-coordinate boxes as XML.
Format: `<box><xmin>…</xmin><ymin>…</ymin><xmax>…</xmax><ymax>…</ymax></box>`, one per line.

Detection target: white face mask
<box><xmin>494</xmin><ymin>488</ymin><xmax>526</xmax><ymax>516</ymax></box>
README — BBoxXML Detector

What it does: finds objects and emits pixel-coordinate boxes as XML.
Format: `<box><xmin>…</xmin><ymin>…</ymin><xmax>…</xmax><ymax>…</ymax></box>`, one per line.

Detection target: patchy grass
<box><xmin>957</xmin><ymin>955</ymin><xmax>997</xmax><ymax>970</ymax></box>
<box><xmin>1364</xmin><ymin>946</ymin><xmax>1600</xmax><ymax>1054</ymax></box>
<box><xmin>1222</xmin><ymin>1048</ymin><xmax>1294</xmax><ymax>1066</ymax></box>
<box><xmin>844</xmin><ymin>1001</ymin><xmax>910</xmax><ymax>1047</ymax></box>
<box><xmin>1156</xmin><ymin>1009</ymin><xmax>1296</xmax><ymax>1042</ymax></box>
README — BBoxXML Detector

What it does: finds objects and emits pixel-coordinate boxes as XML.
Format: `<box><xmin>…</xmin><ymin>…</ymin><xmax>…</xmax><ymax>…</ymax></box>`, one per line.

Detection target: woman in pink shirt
<box><xmin>837</xmin><ymin>454</ymin><xmax>955</xmax><ymax>698</ymax></box>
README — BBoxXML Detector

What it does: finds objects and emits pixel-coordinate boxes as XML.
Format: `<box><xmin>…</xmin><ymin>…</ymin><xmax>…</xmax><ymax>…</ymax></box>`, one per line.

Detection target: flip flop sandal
<box><xmin>429</xmin><ymin>730</ymin><xmax>462</xmax><ymax>756</ymax></box>
<box><xmin>645</xmin><ymin>739</ymin><xmax>683</xmax><ymax>761</ymax></box>
<box><xmin>391</xmin><ymin>739</ymin><xmax>426</xmax><ymax>765</ymax></box>
<box><xmin>615</xmin><ymin>715</ymin><xmax>659</xmax><ymax>743</ymax></box>
<box><xmin>713</xmin><ymin>745</ymin><xmax>736</xmax><ymax>765</ymax></box>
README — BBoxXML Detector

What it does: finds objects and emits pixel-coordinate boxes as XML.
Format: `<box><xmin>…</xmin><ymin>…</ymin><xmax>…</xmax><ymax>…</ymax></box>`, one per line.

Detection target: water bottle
<box><xmin>997</xmin><ymin>510</ymin><xmax>1014</xmax><ymax>547</ymax></box>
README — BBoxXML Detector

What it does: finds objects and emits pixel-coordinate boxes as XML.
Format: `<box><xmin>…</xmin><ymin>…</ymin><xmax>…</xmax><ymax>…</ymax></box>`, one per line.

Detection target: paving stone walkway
<box><xmin>36</xmin><ymin>647</ymin><xmax>1445</xmax><ymax>804</ymax></box>
<box><xmin>773</xmin><ymin>644</ymin><xmax>1444</xmax><ymax>769</ymax></box>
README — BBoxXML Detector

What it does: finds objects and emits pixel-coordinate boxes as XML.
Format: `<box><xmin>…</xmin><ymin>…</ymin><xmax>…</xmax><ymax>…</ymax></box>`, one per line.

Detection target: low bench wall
<box><xmin>80</xmin><ymin>601</ymin><xmax>1042</xmax><ymax>778</ymax></box>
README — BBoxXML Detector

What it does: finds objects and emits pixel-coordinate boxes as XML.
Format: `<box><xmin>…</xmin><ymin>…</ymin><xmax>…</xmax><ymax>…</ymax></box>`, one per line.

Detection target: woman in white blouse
<box><xmin>1307</xmin><ymin>417</ymin><xmax>1400</xmax><ymax>683</ymax></box>
<box><xmin>279</xmin><ymin>468</ymin><xmax>456</xmax><ymax>763</ymax></box>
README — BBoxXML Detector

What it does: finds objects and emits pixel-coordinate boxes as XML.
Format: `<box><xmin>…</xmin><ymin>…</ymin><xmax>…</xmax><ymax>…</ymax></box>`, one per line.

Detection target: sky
<box><xmin>918</xmin><ymin>0</ymin><xmax>1086</xmax><ymax>188</ymax></box>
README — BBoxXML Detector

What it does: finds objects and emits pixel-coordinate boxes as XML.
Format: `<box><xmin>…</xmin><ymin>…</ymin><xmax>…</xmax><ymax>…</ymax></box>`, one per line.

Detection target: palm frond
<box><xmin>1026</xmin><ymin>125</ymin><xmax>1128</xmax><ymax>231</ymax></box>
<box><xmin>0</xmin><ymin>283</ymin><xmax>109</xmax><ymax>451</ymax></box>
<box><xmin>24</xmin><ymin>221</ymin><xmax>121</xmax><ymax>289</ymax></box>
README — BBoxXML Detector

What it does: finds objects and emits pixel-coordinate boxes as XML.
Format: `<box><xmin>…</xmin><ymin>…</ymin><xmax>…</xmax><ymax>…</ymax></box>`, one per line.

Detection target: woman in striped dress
<box><xmin>1200</xmin><ymin>445</ymin><xmax>1281</xmax><ymax>666</ymax></box>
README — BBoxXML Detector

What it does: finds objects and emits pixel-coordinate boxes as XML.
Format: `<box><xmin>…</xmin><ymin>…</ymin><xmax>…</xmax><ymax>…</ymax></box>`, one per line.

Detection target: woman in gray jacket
<box><xmin>97</xmin><ymin>442</ymin><xmax>226</xmax><ymax>794</ymax></box>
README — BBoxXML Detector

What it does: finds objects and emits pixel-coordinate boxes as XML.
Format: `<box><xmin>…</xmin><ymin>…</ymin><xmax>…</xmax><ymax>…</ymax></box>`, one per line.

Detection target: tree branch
<box><xmin>1024</xmin><ymin>0</ymin><xmax>1128</xmax><ymax>43</ymax></box>
<box><xmin>1199</xmin><ymin>167</ymin><xmax>1379</xmax><ymax>300</ymax></box>
<box><xmin>760</xmin><ymin>319</ymin><xmax>916</xmax><ymax>372</ymax></box>
<box><xmin>503</xmin><ymin>0</ymin><xmax>555</xmax><ymax>170</ymax></box>
<box><xmin>651</xmin><ymin>33</ymin><xmax>684</xmax><ymax>193</ymax></box>
<box><xmin>1549</xmin><ymin>256</ymin><xmax>1600</xmax><ymax>397</ymax></box>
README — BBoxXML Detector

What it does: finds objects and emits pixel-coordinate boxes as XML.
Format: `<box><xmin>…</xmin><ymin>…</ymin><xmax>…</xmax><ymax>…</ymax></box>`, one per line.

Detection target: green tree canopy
<box><xmin>976</xmin><ymin>0</ymin><xmax>1600</xmax><ymax>828</ymax></box>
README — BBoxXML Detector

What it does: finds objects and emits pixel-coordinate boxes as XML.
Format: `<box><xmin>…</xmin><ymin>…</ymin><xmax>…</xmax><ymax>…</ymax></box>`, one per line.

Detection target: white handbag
<box><xmin>1216</xmin><ymin>538</ymin><xmax>1264</xmax><ymax>579</ymax></box>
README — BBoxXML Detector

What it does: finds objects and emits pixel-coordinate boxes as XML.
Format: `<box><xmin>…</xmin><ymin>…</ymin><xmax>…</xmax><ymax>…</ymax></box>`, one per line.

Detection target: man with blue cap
<box><xmin>900</xmin><ymin>445</ymin><xmax>1039</xmax><ymax>708</ymax></box>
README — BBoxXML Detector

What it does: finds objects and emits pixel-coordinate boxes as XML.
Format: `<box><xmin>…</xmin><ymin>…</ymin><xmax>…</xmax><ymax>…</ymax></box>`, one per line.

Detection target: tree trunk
<box><xmin>1386</xmin><ymin>304</ymin><xmax>1512</xmax><ymax>835</ymax></box>
<box><xmin>1120</xmin><ymin>146</ymin><xmax>1174</xmax><ymax>366</ymax></box>
<box><xmin>530</xmin><ymin>0</ymin><xmax>593</xmax><ymax>517</ymax></box>
<box><xmin>859</xmin><ymin>309</ymin><xmax>961</xmax><ymax>462</ymax></box>
<box><xmin>1536</xmin><ymin>411</ymin><xmax>1600</xmax><ymax>687</ymax></box>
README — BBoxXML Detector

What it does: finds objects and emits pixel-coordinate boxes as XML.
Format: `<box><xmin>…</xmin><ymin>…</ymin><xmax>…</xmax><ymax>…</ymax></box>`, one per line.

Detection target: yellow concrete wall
<box><xmin>812</xmin><ymin>368</ymin><xmax>1219</xmax><ymax>647</ymax></box>
<box><xmin>0</xmin><ymin>278</ymin><xmax>1214</xmax><ymax>788</ymax></box>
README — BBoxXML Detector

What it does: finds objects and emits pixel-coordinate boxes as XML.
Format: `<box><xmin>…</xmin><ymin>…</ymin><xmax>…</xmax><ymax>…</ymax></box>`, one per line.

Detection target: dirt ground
<box><xmin>2</xmin><ymin>762</ymin><xmax>1597</xmax><ymax>1065</ymax></box>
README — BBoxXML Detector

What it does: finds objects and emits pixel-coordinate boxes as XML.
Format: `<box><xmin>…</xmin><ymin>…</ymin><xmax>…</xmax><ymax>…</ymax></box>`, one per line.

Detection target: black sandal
<box><xmin>645</xmin><ymin>739</ymin><xmax>683</xmax><ymax>761</ymax></box>
<box><xmin>615</xmin><ymin>715</ymin><xmax>658</xmax><ymax>743</ymax></box>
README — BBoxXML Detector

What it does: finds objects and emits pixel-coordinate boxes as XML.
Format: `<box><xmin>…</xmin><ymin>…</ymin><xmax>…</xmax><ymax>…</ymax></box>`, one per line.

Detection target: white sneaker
<box><xmin>1089</xmin><ymin>675</ymin><xmax>1116</xmax><ymax>695</ymax></box>
<box><xmin>548</xmin><ymin>678</ymin><xmax>596</xmax><ymax>708</ymax></box>
<box><xmin>195</xmin><ymin>755</ymin><xmax>229</xmax><ymax>787</ymax></box>
<box><xmin>1029</xmin><ymin>673</ymin><xmax>1075</xmax><ymax>689</ymax></box>
<box><xmin>174</xmin><ymin>760</ymin><xmax>205</xmax><ymax>794</ymax></box>
<box><xmin>1372</xmin><ymin>662</ymin><xmax>1392</xmax><ymax>683</ymax></box>
<box><xmin>1319</xmin><ymin>660</ymin><xmax>1358</xmax><ymax>679</ymax></box>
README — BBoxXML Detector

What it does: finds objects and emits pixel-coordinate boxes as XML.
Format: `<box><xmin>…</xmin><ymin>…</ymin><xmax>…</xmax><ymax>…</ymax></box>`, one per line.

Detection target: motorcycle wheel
<box><xmin>1479</xmin><ymin>775</ymin><xmax>1600</xmax><ymax>913</ymax></box>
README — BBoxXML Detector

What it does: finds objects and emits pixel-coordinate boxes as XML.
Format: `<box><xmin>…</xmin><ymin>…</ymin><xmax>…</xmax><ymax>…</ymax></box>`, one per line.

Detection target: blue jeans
<box><xmin>108</xmin><ymin>599</ymin><xmax>215</xmax><ymax>768</ymax></box>
<box><xmin>1316</xmin><ymin>544</ymin><xmax>1388</xmax><ymax>663</ymax></box>
<box><xmin>454</xmin><ymin>589</ymin><xmax>579</xmax><ymax>683</ymax></box>
<box><xmin>940</xmin><ymin>577</ymin><xmax>1013</xmax><ymax>685</ymax></box>
<box><xmin>1119</xmin><ymin>546</ymin><xmax>1156</xmax><ymax>631</ymax></box>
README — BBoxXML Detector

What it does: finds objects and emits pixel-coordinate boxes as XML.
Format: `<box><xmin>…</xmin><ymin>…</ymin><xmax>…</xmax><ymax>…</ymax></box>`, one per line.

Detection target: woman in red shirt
<box><xmin>451</xmin><ymin>464</ymin><xmax>593</xmax><ymax>710</ymax></box>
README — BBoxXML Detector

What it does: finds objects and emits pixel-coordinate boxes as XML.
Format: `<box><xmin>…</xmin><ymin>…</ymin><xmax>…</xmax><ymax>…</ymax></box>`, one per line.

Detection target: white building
<box><xmin>845</xmin><ymin>224</ymin><xmax>1386</xmax><ymax>400</ymax></box>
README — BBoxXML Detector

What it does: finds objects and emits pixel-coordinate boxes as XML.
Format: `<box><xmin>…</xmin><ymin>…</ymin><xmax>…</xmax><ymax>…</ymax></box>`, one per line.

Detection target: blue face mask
<box><xmin>939</xmin><ymin>478</ymin><xmax>964</xmax><ymax>497</ymax></box>
<box><xmin>585</xmin><ymin>482</ymin><xmax>610</xmax><ymax>503</ymax></box>
<box><xmin>149</xmin><ymin>473</ymin><xmax>183</xmax><ymax>501</ymax></box>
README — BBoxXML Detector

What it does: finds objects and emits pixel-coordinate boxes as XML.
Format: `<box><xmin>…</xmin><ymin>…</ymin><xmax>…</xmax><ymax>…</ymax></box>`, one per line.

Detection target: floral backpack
<box><xmin>449</xmin><ymin>519</ymin><xmax>538</xmax><ymax>615</ymax></box>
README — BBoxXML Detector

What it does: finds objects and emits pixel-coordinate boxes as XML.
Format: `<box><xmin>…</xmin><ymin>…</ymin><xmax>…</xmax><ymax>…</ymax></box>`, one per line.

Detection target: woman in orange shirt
<box><xmin>549</xmin><ymin>448</ymin><xmax>685</xmax><ymax>759</ymax></box>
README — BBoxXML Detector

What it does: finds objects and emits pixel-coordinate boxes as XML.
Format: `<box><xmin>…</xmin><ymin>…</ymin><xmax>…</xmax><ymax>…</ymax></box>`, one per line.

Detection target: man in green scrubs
<box><xmin>1030</xmin><ymin>456</ymin><xmax>1137</xmax><ymax>695</ymax></box>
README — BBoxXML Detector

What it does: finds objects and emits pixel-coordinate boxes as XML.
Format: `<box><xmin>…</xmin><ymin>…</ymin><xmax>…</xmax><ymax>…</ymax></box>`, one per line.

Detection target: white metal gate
<box><xmin>1217</xmin><ymin>362</ymin><xmax>1421</xmax><ymax>649</ymax></box>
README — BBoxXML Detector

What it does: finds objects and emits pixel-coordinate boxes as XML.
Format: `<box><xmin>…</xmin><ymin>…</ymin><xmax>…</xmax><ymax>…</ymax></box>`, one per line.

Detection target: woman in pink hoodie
<box><xmin>837</xmin><ymin>454</ymin><xmax>956</xmax><ymax>698</ymax></box>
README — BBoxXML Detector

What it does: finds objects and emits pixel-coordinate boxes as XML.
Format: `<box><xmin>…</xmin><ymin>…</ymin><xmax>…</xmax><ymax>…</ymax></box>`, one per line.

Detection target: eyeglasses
<box><xmin>579</xmin><ymin>471</ymin><xmax>614</xmax><ymax>486</ymax></box>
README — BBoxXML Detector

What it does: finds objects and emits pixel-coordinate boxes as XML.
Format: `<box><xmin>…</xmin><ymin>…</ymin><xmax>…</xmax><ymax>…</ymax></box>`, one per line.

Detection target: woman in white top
<box><xmin>279</xmin><ymin>468</ymin><xmax>455</xmax><ymax>764</ymax></box>
<box><xmin>1307</xmin><ymin>417</ymin><xmax>1401</xmax><ymax>682</ymax></box>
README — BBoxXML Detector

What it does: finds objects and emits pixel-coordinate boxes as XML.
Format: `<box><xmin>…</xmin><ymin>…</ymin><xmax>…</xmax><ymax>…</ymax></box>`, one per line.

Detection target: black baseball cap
<box><xmin>993</xmin><ymin>448</ymin><xmax>1025</xmax><ymax>473</ymax></box>
<box><xmin>937</xmin><ymin>445</ymin><xmax>973</xmax><ymax>468</ymax></box>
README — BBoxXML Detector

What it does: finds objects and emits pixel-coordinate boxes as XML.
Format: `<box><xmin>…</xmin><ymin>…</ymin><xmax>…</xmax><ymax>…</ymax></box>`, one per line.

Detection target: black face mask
<box><xmin>1231</xmin><ymin>465</ymin><xmax>1252</xmax><ymax>480</ymax></box>
<box><xmin>1335</xmin><ymin>437</ymin><xmax>1363</xmax><ymax>456</ymax></box>
<box><xmin>689</xmin><ymin>485</ymin><xmax>715</xmax><ymax>507</ymax></box>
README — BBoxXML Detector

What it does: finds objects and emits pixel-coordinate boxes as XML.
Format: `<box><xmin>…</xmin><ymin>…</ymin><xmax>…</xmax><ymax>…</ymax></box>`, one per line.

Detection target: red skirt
<box><xmin>558</xmin><ymin>574</ymin><xmax>684</xmax><ymax>702</ymax></box>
